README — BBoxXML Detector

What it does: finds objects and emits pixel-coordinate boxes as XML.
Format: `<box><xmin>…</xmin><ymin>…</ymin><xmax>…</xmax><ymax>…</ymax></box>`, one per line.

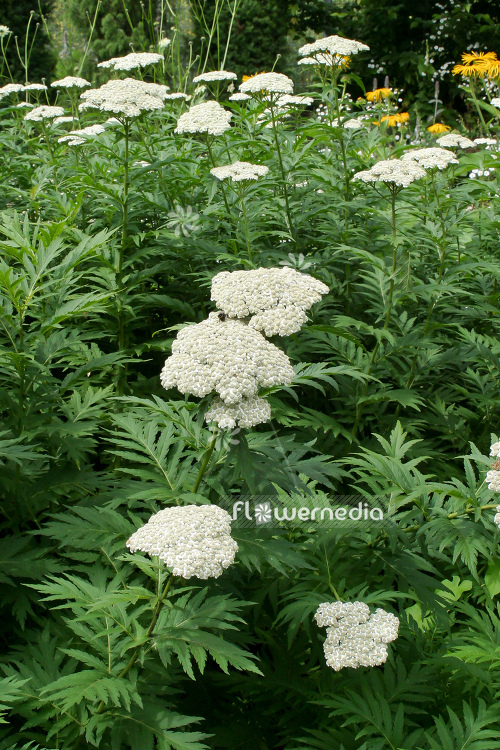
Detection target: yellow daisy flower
<box><xmin>427</xmin><ymin>123</ymin><xmax>451</xmax><ymax>134</ymax></box>
<box><xmin>366</xmin><ymin>87</ymin><xmax>392</xmax><ymax>102</ymax></box>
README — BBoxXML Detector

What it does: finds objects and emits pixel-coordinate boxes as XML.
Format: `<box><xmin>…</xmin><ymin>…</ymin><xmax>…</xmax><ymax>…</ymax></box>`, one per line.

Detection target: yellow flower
<box><xmin>453</xmin><ymin>51</ymin><xmax>498</xmax><ymax>77</ymax></box>
<box><xmin>427</xmin><ymin>123</ymin><xmax>451</xmax><ymax>133</ymax></box>
<box><xmin>461</xmin><ymin>51</ymin><xmax>497</xmax><ymax>64</ymax></box>
<box><xmin>242</xmin><ymin>71</ymin><xmax>266</xmax><ymax>82</ymax></box>
<box><xmin>487</xmin><ymin>61</ymin><xmax>500</xmax><ymax>79</ymax></box>
<box><xmin>375</xmin><ymin>112</ymin><xmax>409</xmax><ymax>126</ymax></box>
<box><xmin>366</xmin><ymin>87</ymin><xmax>392</xmax><ymax>102</ymax></box>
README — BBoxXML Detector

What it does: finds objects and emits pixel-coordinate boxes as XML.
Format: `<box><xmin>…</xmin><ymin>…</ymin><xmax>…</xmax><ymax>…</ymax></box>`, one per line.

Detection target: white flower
<box><xmin>239</xmin><ymin>72</ymin><xmax>294</xmax><ymax>95</ymax></box>
<box><xmin>0</xmin><ymin>83</ymin><xmax>24</xmax><ymax>100</ymax></box>
<box><xmin>164</xmin><ymin>92</ymin><xmax>189</xmax><ymax>100</ymax></box>
<box><xmin>58</xmin><ymin>124</ymin><xmax>105</xmax><ymax>145</ymax></box>
<box><xmin>133</xmin><ymin>160</ymin><xmax>150</xmax><ymax>167</ymax></box>
<box><xmin>495</xmin><ymin>504</ymin><xmax>500</xmax><ymax>529</ymax></box>
<box><xmin>0</xmin><ymin>25</ymin><xmax>11</xmax><ymax>38</ymax></box>
<box><xmin>53</xmin><ymin>115</ymin><xmax>74</xmax><ymax>124</ymax></box>
<box><xmin>211</xmin><ymin>266</ymin><xmax>329</xmax><ymax>337</ymax></box>
<box><xmin>274</xmin><ymin>94</ymin><xmax>313</xmax><ymax>108</ymax></box>
<box><xmin>24</xmin><ymin>105</ymin><xmax>65</xmax><ymax>121</ymax></box>
<box><xmin>16</xmin><ymin>102</ymin><xmax>34</xmax><ymax>109</ymax></box>
<box><xmin>229</xmin><ymin>92</ymin><xmax>251</xmax><ymax>102</ymax></box>
<box><xmin>333</xmin><ymin>116</ymin><xmax>366</xmax><ymax>129</ymax></box>
<box><xmin>490</xmin><ymin>441</ymin><xmax>500</xmax><ymax>458</ymax></box>
<box><xmin>401</xmin><ymin>147</ymin><xmax>458</xmax><ymax>169</ymax></box>
<box><xmin>315</xmin><ymin>601</ymin><xmax>399</xmax><ymax>671</ymax></box>
<box><xmin>487</xmin><ymin>470</ymin><xmax>500</xmax><ymax>492</ymax></box>
<box><xmin>436</xmin><ymin>133</ymin><xmax>475</xmax><ymax>148</ymax></box>
<box><xmin>97</xmin><ymin>52</ymin><xmax>164</xmax><ymax>71</ymax></box>
<box><xmin>298</xmin><ymin>53</ymin><xmax>341</xmax><ymax>67</ymax></box>
<box><xmin>22</xmin><ymin>83</ymin><xmax>47</xmax><ymax>92</ymax></box>
<box><xmin>126</xmin><ymin>505</ymin><xmax>238</xmax><ymax>579</ymax></box>
<box><xmin>51</xmin><ymin>76</ymin><xmax>91</xmax><ymax>89</ymax></box>
<box><xmin>210</xmin><ymin>161</ymin><xmax>269</xmax><ymax>182</ymax></box>
<box><xmin>80</xmin><ymin>78</ymin><xmax>169</xmax><ymax>117</ymax></box>
<box><xmin>353</xmin><ymin>158</ymin><xmax>426</xmax><ymax>187</ymax></box>
<box><xmin>175</xmin><ymin>100</ymin><xmax>232</xmax><ymax>135</ymax></box>
<box><xmin>474</xmin><ymin>137</ymin><xmax>497</xmax><ymax>146</ymax></box>
<box><xmin>158</xmin><ymin>37</ymin><xmax>171</xmax><ymax>49</ymax></box>
<box><xmin>160</xmin><ymin>312</ymin><xmax>294</xmax><ymax>404</ymax></box>
<box><xmin>298</xmin><ymin>34</ymin><xmax>369</xmax><ymax>60</ymax></box>
<box><xmin>491</xmin><ymin>97</ymin><xmax>500</xmax><ymax>108</ymax></box>
<box><xmin>193</xmin><ymin>70</ymin><xmax>237</xmax><ymax>83</ymax></box>
<box><xmin>205</xmin><ymin>395</ymin><xmax>271</xmax><ymax>429</ymax></box>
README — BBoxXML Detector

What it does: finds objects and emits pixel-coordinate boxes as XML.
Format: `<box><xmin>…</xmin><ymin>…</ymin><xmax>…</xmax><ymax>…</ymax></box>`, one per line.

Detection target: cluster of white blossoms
<box><xmin>164</xmin><ymin>92</ymin><xmax>189</xmax><ymax>101</ymax></box>
<box><xmin>211</xmin><ymin>267</ymin><xmax>329</xmax><ymax>337</ymax></box>
<box><xmin>0</xmin><ymin>25</ymin><xmax>11</xmax><ymax>37</ymax></box>
<box><xmin>298</xmin><ymin>34</ymin><xmax>369</xmax><ymax>67</ymax></box>
<box><xmin>229</xmin><ymin>92</ymin><xmax>251</xmax><ymax>102</ymax></box>
<box><xmin>401</xmin><ymin>147</ymin><xmax>458</xmax><ymax>170</ymax></box>
<box><xmin>158</xmin><ymin>37</ymin><xmax>171</xmax><ymax>49</ymax></box>
<box><xmin>126</xmin><ymin>504</ymin><xmax>238</xmax><ymax>579</ymax></box>
<box><xmin>0</xmin><ymin>83</ymin><xmax>24</xmax><ymax>100</ymax></box>
<box><xmin>205</xmin><ymin>395</ymin><xmax>271</xmax><ymax>429</ymax></box>
<box><xmin>239</xmin><ymin>72</ymin><xmax>294</xmax><ymax>95</ymax></box>
<box><xmin>474</xmin><ymin>137</ymin><xmax>497</xmax><ymax>146</ymax></box>
<box><xmin>80</xmin><ymin>78</ymin><xmax>169</xmax><ymax>117</ymax></box>
<box><xmin>24</xmin><ymin>105</ymin><xmax>65</xmax><ymax>122</ymax></box>
<box><xmin>175</xmin><ymin>100</ymin><xmax>232</xmax><ymax>135</ymax></box>
<box><xmin>53</xmin><ymin>115</ymin><xmax>74</xmax><ymax>125</ymax></box>
<box><xmin>97</xmin><ymin>52</ymin><xmax>164</xmax><ymax>71</ymax></box>
<box><xmin>23</xmin><ymin>83</ymin><xmax>47</xmax><ymax>92</ymax></box>
<box><xmin>332</xmin><ymin>116</ymin><xmax>366</xmax><ymax>129</ymax></box>
<box><xmin>315</xmin><ymin>601</ymin><xmax>399</xmax><ymax>671</ymax></box>
<box><xmin>210</xmin><ymin>161</ymin><xmax>269</xmax><ymax>182</ymax></box>
<box><xmin>353</xmin><ymin>158</ymin><xmax>426</xmax><ymax>188</ymax></box>
<box><xmin>487</xmin><ymin>440</ymin><xmax>500</xmax><ymax>494</ymax></box>
<box><xmin>51</xmin><ymin>76</ymin><xmax>90</xmax><ymax>89</ymax></box>
<box><xmin>436</xmin><ymin>133</ymin><xmax>475</xmax><ymax>149</ymax></box>
<box><xmin>193</xmin><ymin>70</ymin><xmax>237</xmax><ymax>83</ymax></box>
<box><xmin>491</xmin><ymin>97</ymin><xmax>500</xmax><ymax>108</ymax></box>
<box><xmin>161</xmin><ymin>312</ymin><xmax>294</xmax><ymax>404</ymax></box>
<box><xmin>58</xmin><ymin>124</ymin><xmax>105</xmax><ymax>146</ymax></box>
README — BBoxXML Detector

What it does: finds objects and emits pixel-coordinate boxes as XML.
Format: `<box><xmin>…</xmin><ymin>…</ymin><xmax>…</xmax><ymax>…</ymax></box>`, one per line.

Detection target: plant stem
<box><xmin>269</xmin><ymin>101</ymin><xmax>295</xmax><ymax>244</ymax></box>
<box><xmin>192</xmin><ymin>432</ymin><xmax>218</xmax><ymax>493</ymax></box>
<box><xmin>116</xmin><ymin>119</ymin><xmax>130</xmax><ymax>395</ymax></box>
<box><xmin>94</xmin><ymin>573</ymin><xmax>174</xmax><ymax>716</ymax></box>
<box><xmin>239</xmin><ymin>186</ymin><xmax>253</xmax><ymax>263</ymax></box>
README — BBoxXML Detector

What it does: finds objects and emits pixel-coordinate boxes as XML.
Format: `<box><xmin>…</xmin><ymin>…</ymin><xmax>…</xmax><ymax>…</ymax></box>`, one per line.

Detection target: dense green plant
<box><xmin>2</xmin><ymin>18</ymin><xmax>500</xmax><ymax>750</ymax></box>
<box><xmin>1</xmin><ymin>0</ymin><xmax>56</xmax><ymax>83</ymax></box>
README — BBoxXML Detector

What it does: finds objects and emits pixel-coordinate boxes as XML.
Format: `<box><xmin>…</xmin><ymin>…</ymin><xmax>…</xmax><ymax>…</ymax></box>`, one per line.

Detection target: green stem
<box><xmin>94</xmin><ymin>573</ymin><xmax>174</xmax><ymax>716</ymax></box>
<box><xmin>239</xmin><ymin>186</ymin><xmax>253</xmax><ymax>264</ymax></box>
<box><xmin>207</xmin><ymin>137</ymin><xmax>232</xmax><ymax>216</ymax></box>
<box><xmin>333</xmin><ymin>77</ymin><xmax>351</xmax><ymax>197</ymax></box>
<box><xmin>469</xmin><ymin>77</ymin><xmax>488</xmax><ymax>137</ymax></box>
<box><xmin>116</xmin><ymin>120</ymin><xmax>130</xmax><ymax>394</ymax></box>
<box><xmin>192</xmin><ymin>433</ymin><xmax>218</xmax><ymax>493</ymax></box>
<box><xmin>269</xmin><ymin>101</ymin><xmax>295</xmax><ymax>244</ymax></box>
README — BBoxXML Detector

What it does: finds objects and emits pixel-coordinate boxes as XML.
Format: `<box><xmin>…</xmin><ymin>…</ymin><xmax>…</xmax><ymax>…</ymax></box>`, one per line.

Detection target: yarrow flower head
<box><xmin>487</xmin><ymin>439</ymin><xmax>500</xmax><ymax>494</ymax></box>
<box><xmin>58</xmin><ymin>124</ymin><xmax>105</xmax><ymax>146</ymax></box>
<box><xmin>315</xmin><ymin>601</ymin><xmax>399</xmax><ymax>671</ymax></box>
<box><xmin>158</xmin><ymin>37</ymin><xmax>171</xmax><ymax>49</ymax></box>
<box><xmin>298</xmin><ymin>34</ymin><xmax>369</xmax><ymax>67</ymax></box>
<box><xmin>160</xmin><ymin>312</ymin><xmax>294</xmax><ymax>404</ymax></box>
<box><xmin>427</xmin><ymin>123</ymin><xmax>451</xmax><ymax>134</ymax></box>
<box><xmin>353</xmin><ymin>158</ymin><xmax>426</xmax><ymax>188</ymax></box>
<box><xmin>126</xmin><ymin>505</ymin><xmax>238</xmax><ymax>579</ymax></box>
<box><xmin>193</xmin><ymin>70</ymin><xmax>237</xmax><ymax>83</ymax></box>
<box><xmin>491</xmin><ymin>97</ymin><xmax>500</xmax><ymax>108</ymax></box>
<box><xmin>205</xmin><ymin>394</ymin><xmax>271</xmax><ymax>429</ymax></box>
<box><xmin>474</xmin><ymin>137</ymin><xmax>497</xmax><ymax>146</ymax></box>
<box><xmin>97</xmin><ymin>52</ymin><xmax>164</xmax><ymax>71</ymax></box>
<box><xmin>0</xmin><ymin>83</ymin><xmax>24</xmax><ymax>100</ymax></box>
<box><xmin>436</xmin><ymin>133</ymin><xmax>475</xmax><ymax>148</ymax></box>
<box><xmin>51</xmin><ymin>76</ymin><xmax>91</xmax><ymax>89</ymax></box>
<box><xmin>163</xmin><ymin>92</ymin><xmax>189</xmax><ymax>101</ymax></box>
<box><xmin>239</xmin><ymin>72</ymin><xmax>294</xmax><ymax>95</ymax></box>
<box><xmin>210</xmin><ymin>161</ymin><xmax>269</xmax><ymax>182</ymax></box>
<box><xmin>210</xmin><ymin>266</ymin><xmax>329</xmax><ymax>337</ymax></box>
<box><xmin>80</xmin><ymin>78</ymin><xmax>169</xmax><ymax>117</ymax></box>
<box><xmin>298</xmin><ymin>52</ymin><xmax>350</xmax><ymax>68</ymax></box>
<box><xmin>229</xmin><ymin>92</ymin><xmax>251</xmax><ymax>102</ymax></box>
<box><xmin>175</xmin><ymin>100</ymin><xmax>232</xmax><ymax>135</ymax></box>
<box><xmin>22</xmin><ymin>83</ymin><xmax>47</xmax><ymax>92</ymax></box>
<box><xmin>24</xmin><ymin>105</ymin><xmax>65</xmax><ymax>121</ymax></box>
<box><xmin>401</xmin><ymin>147</ymin><xmax>458</xmax><ymax>170</ymax></box>
<box><xmin>53</xmin><ymin>115</ymin><xmax>74</xmax><ymax>124</ymax></box>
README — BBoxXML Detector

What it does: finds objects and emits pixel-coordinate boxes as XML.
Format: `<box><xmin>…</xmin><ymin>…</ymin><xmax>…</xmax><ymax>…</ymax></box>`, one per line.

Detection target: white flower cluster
<box><xmin>205</xmin><ymin>395</ymin><xmax>271</xmax><ymax>429</ymax></box>
<box><xmin>491</xmin><ymin>97</ymin><xmax>500</xmax><ymax>108</ymax></box>
<box><xmin>175</xmin><ymin>100</ymin><xmax>232</xmax><ymax>135</ymax></box>
<box><xmin>333</xmin><ymin>116</ymin><xmax>366</xmax><ymax>129</ymax></box>
<box><xmin>160</xmin><ymin>312</ymin><xmax>294</xmax><ymax>404</ymax></box>
<box><xmin>469</xmin><ymin>167</ymin><xmax>494</xmax><ymax>179</ymax></box>
<box><xmin>210</xmin><ymin>161</ymin><xmax>269</xmax><ymax>182</ymax></box>
<box><xmin>193</xmin><ymin>70</ymin><xmax>237</xmax><ymax>83</ymax></box>
<box><xmin>23</xmin><ymin>83</ymin><xmax>47</xmax><ymax>92</ymax></box>
<box><xmin>58</xmin><ymin>124</ymin><xmax>105</xmax><ymax>146</ymax></box>
<box><xmin>53</xmin><ymin>116</ymin><xmax>74</xmax><ymax>125</ymax></box>
<box><xmin>16</xmin><ymin>102</ymin><xmax>33</xmax><ymax>109</ymax></box>
<box><xmin>353</xmin><ymin>158</ymin><xmax>426</xmax><ymax>187</ymax></box>
<box><xmin>51</xmin><ymin>76</ymin><xmax>90</xmax><ymax>89</ymax></box>
<box><xmin>299</xmin><ymin>53</ymin><xmax>338</xmax><ymax>67</ymax></box>
<box><xmin>80</xmin><ymin>78</ymin><xmax>169</xmax><ymax>117</ymax></box>
<box><xmin>474</xmin><ymin>137</ymin><xmax>497</xmax><ymax>146</ymax></box>
<box><xmin>229</xmin><ymin>92</ymin><xmax>251</xmax><ymax>102</ymax></box>
<box><xmin>211</xmin><ymin>267</ymin><xmax>329</xmax><ymax>337</ymax></box>
<box><xmin>158</xmin><ymin>37</ymin><xmax>171</xmax><ymax>49</ymax></box>
<box><xmin>97</xmin><ymin>52</ymin><xmax>164</xmax><ymax>71</ymax></box>
<box><xmin>126</xmin><ymin>504</ymin><xmax>238</xmax><ymax>579</ymax></box>
<box><xmin>298</xmin><ymin>34</ymin><xmax>369</xmax><ymax>66</ymax></box>
<box><xmin>164</xmin><ymin>92</ymin><xmax>189</xmax><ymax>101</ymax></box>
<box><xmin>239</xmin><ymin>72</ymin><xmax>294</xmax><ymax>95</ymax></box>
<box><xmin>0</xmin><ymin>25</ymin><xmax>11</xmax><ymax>37</ymax></box>
<box><xmin>24</xmin><ymin>105</ymin><xmax>65</xmax><ymax>122</ymax></box>
<box><xmin>436</xmin><ymin>133</ymin><xmax>475</xmax><ymax>148</ymax></box>
<box><xmin>402</xmin><ymin>147</ymin><xmax>458</xmax><ymax>170</ymax></box>
<box><xmin>274</xmin><ymin>94</ymin><xmax>313</xmax><ymax>108</ymax></box>
<box><xmin>0</xmin><ymin>83</ymin><xmax>25</xmax><ymax>100</ymax></box>
<box><xmin>495</xmin><ymin>505</ymin><xmax>500</xmax><ymax>529</ymax></box>
<box><xmin>487</xmin><ymin>440</ymin><xmax>500</xmax><ymax>493</ymax></box>
<box><xmin>315</xmin><ymin>601</ymin><xmax>399</xmax><ymax>671</ymax></box>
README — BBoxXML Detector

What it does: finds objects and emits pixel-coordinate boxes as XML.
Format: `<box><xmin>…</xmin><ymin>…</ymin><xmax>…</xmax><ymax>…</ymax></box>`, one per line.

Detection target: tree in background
<box><xmin>1</xmin><ymin>0</ymin><xmax>56</xmax><ymax>83</ymax></box>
